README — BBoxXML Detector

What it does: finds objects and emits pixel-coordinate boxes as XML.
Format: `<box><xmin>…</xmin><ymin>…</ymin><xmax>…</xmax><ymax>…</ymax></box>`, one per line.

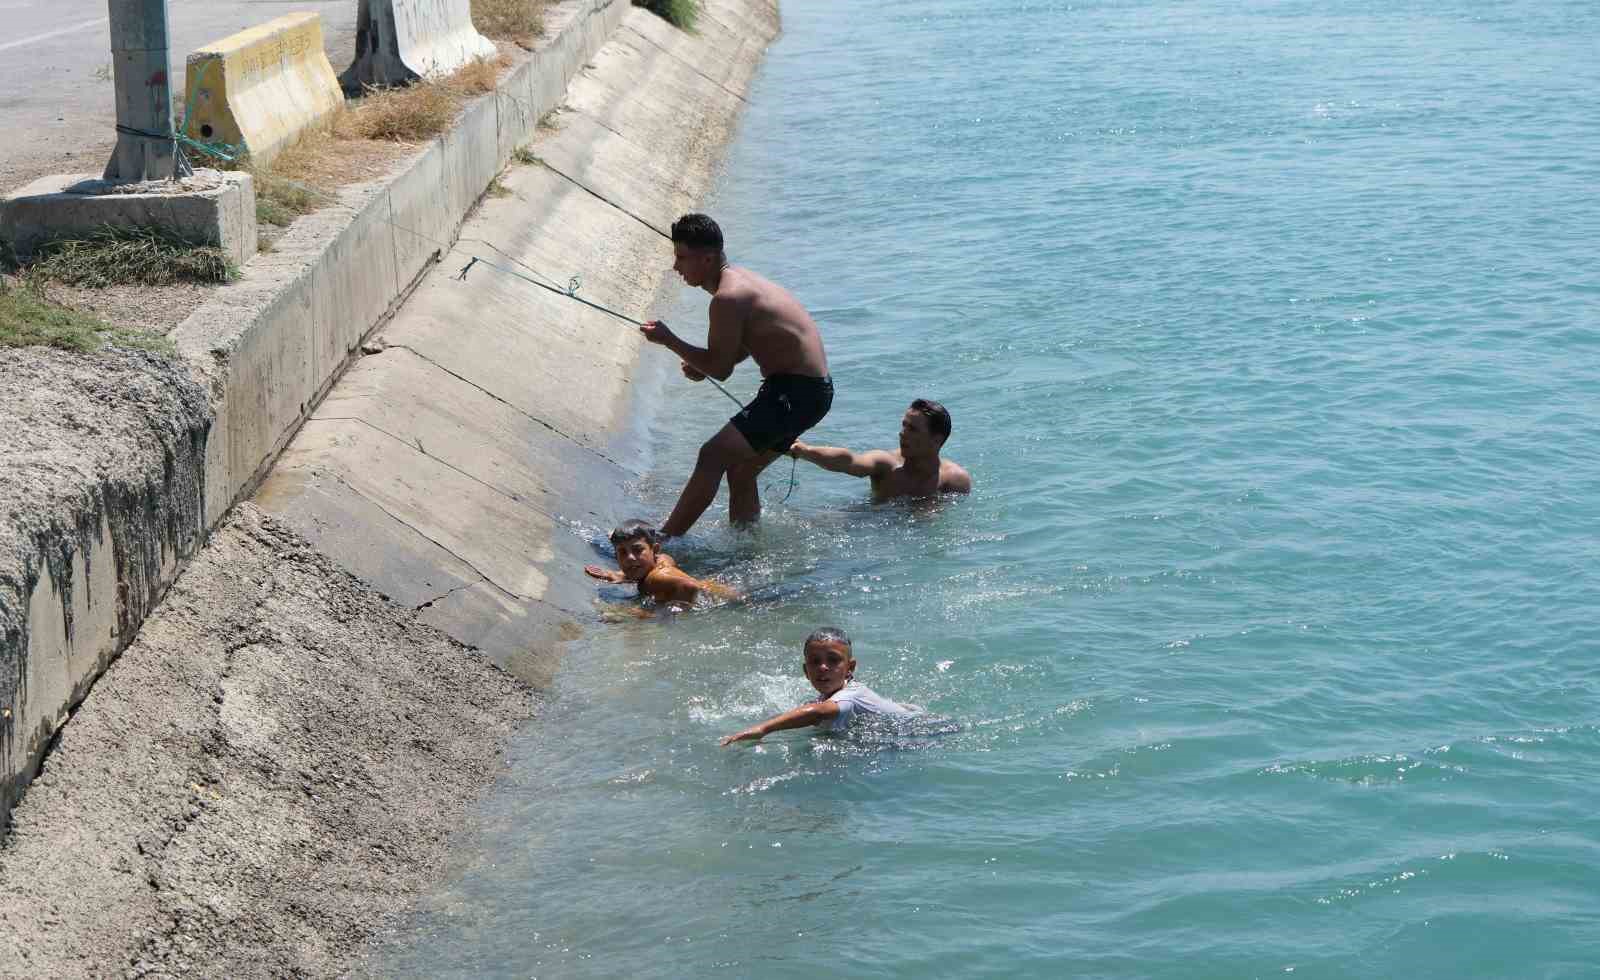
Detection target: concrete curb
<box><xmin>0</xmin><ymin>0</ymin><xmax>632</xmax><ymax>827</ymax></box>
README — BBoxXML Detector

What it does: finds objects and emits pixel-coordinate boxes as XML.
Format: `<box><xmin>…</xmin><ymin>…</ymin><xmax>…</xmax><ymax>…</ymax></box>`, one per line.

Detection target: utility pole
<box><xmin>103</xmin><ymin>0</ymin><xmax>183</xmax><ymax>182</ymax></box>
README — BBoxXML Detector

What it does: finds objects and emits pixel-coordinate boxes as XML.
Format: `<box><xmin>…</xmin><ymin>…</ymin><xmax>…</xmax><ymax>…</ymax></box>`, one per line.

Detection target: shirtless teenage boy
<box><xmin>789</xmin><ymin>399</ymin><xmax>973</xmax><ymax>501</ymax></box>
<box><xmin>585</xmin><ymin>520</ymin><xmax>735</xmax><ymax>606</ymax></box>
<box><xmin>641</xmin><ymin>214</ymin><xmax>832</xmax><ymax>537</ymax></box>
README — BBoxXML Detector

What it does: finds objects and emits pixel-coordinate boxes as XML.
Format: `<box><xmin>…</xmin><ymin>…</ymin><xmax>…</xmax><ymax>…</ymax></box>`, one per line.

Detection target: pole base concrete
<box><xmin>1</xmin><ymin>169</ymin><xmax>257</xmax><ymax>269</ymax></box>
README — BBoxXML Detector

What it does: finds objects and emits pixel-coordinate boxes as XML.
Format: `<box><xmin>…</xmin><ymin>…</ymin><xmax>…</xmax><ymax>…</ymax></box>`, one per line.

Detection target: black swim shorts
<box><xmin>730</xmin><ymin>373</ymin><xmax>834</xmax><ymax>454</ymax></box>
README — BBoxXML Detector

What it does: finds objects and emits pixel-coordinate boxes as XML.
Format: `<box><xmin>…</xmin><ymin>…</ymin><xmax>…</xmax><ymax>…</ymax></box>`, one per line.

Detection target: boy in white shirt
<box><xmin>720</xmin><ymin>627</ymin><xmax>914</xmax><ymax>745</ymax></box>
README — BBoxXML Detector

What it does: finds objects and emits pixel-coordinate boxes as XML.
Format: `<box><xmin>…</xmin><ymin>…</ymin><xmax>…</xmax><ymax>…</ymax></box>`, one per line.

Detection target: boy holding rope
<box><xmin>641</xmin><ymin>214</ymin><xmax>832</xmax><ymax>537</ymax></box>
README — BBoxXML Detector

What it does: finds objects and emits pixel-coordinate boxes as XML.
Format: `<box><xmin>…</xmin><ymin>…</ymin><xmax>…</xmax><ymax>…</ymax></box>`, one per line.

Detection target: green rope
<box><xmin>175</xmin><ymin>60</ymin><xmax>246</xmax><ymax>164</ymax></box>
<box><xmin>111</xmin><ymin>61</ymin><xmax>247</xmax><ymax>166</ymax></box>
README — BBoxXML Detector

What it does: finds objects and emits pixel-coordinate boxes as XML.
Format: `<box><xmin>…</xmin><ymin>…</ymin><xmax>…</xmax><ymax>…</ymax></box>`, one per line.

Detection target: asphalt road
<box><xmin>0</xmin><ymin>0</ymin><xmax>359</xmax><ymax>193</ymax></box>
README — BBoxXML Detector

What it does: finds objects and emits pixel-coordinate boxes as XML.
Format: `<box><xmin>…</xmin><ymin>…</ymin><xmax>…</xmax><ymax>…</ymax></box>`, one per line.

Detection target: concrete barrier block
<box><xmin>1</xmin><ymin>170</ymin><xmax>256</xmax><ymax>269</ymax></box>
<box><xmin>340</xmin><ymin>0</ymin><xmax>498</xmax><ymax>89</ymax></box>
<box><xmin>182</xmin><ymin>14</ymin><xmax>345</xmax><ymax>170</ymax></box>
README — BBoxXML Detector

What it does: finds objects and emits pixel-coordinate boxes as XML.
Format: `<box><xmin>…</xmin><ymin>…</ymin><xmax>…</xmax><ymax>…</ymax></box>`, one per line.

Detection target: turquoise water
<box><xmin>395</xmin><ymin>1</ymin><xmax>1600</xmax><ymax>976</ymax></box>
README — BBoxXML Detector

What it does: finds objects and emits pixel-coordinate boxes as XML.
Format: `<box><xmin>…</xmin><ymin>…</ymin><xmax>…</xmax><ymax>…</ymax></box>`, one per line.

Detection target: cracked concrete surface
<box><xmin>379</xmin><ymin>344</ymin><xmax>627</xmax><ymax>468</ymax></box>
<box><xmin>534</xmin><ymin>157</ymin><xmax>673</xmax><ymax>238</ymax></box>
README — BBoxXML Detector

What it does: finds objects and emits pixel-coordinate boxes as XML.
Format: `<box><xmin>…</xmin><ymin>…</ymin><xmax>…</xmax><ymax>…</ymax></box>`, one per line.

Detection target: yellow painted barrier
<box><xmin>183</xmin><ymin>13</ymin><xmax>343</xmax><ymax>169</ymax></box>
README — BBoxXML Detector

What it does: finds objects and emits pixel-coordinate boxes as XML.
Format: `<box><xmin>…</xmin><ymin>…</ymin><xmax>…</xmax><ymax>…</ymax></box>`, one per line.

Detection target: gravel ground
<box><xmin>0</xmin><ymin>504</ymin><xmax>536</xmax><ymax>979</ymax></box>
<box><xmin>41</xmin><ymin>281</ymin><xmax>222</xmax><ymax>337</ymax></box>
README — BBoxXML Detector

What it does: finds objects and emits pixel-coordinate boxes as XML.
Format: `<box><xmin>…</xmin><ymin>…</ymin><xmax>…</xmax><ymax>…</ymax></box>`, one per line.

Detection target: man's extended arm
<box><xmin>642</xmin><ymin>295</ymin><xmax>746</xmax><ymax>381</ymax></box>
<box><xmin>720</xmin><ymin>699</ymin><xmax>840</xmax><ymax>745</ymax></box>
<box><xmin>789</xmin><ymin>441</ymin><xmax>896</xmax><ymax>479</ymax></box>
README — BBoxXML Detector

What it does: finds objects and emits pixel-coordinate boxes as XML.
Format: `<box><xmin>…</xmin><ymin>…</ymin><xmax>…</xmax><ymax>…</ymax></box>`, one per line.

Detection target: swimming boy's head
<box><xmin>803</xmin><ymin>626</ymin><xmax>856</xmax><ymax>698</ymax></box>
<box><xmin>609</xmin><ymin>519</ymin><xmax>663</xmax><ymax>582</ymax></box>
<box><xmin>671</xmin><ymin>213</ymin><xmax>725</xmax><ymax>289</ymax></box>
<box><xmin>899</xmin><ymin>398</ymin><xmax>952</xmax><ymax>457</ymax></box>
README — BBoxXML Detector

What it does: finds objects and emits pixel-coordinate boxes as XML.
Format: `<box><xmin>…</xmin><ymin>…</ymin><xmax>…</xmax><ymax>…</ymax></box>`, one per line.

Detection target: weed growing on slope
<box><xmin>634</xmin><ymin>0</ymin><xmax>696</xmax><ymax>30</ymax></box>
<box><xmin>252</xmin><ymin>170</ymin><xmax>330</xmax><ymax>227</ymax></box>
<box><xmin>472</xmin><ymin>0</ymin><xmax>548</xmax><ymax>48</ymax></box>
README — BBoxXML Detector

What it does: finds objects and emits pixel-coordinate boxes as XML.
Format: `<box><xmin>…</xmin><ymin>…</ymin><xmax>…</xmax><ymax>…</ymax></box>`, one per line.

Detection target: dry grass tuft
<box><xmin>25</xmin><ymin>227</ymin><xmax>236</xmax><ymax>287</ymax></box>
<box><xmin>449</xmin><ymin>55</ymin><xmax>508</xmax><ymax>96</ymax></box>
<box><xmin>332</xmin><ymin>56</ymin><xmax>509</xmax><ymax>144</ymax></box>
<box><xmin>472</xmin><ymin>0</ymin><xmax>548</xmax><ymax>48</ymax></box>
<box><xmin>347</xmin><ymin>82</ymin><xmax>460</xmax><ymax>143</ymax></box>
<box><xmin>264</xmin><ymin>112</ymin><xmax>413</xmax><ymax>189</ymax></box>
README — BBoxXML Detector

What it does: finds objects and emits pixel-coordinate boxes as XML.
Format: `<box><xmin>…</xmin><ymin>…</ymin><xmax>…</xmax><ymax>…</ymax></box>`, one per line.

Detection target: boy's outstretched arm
<box><xmin>720</xmin><ymin>700</ymin><xmax>841</xmax><ymax>745</ymax></box>
<box><xmin>789</xmin><ymin>441</ymin><xmax>895</xmax><ymax>479</ymax></box>
<box><xmin>643</xmin><ymin>565</ymin><xmax>713</xmax><ymax>605</ymax></box>
<box><xmin>699</xmin><ymin>579</ymin><xmax>741</xmax><ymax>601</ymax></box>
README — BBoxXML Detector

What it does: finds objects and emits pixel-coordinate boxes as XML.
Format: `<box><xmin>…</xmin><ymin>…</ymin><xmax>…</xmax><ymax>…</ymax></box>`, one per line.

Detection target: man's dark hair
<box><xmin>609</xmin><ymin>519</ymin><xmax>661</xmax><ymax>547</ymax></box>
<box><xmin>910</xmin><ymin>398</ymin><xmax>952</xmax><ymax>443</ymax></box>
<box><xmin>805</xmin><ymin>626</ymin><xmax>852</xmax><ymax>650</ymax></box>
<box><xmin>671</xmin><ymin>213</ymin><xmax>724</xmax><ymax>253</ymax></box>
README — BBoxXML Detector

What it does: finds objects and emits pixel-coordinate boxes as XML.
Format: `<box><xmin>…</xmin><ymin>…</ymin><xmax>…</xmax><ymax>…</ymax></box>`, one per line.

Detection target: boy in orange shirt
<box><xmin>585</xmin><ymin>520</ymin><xmax>736</xmax><ymax>608</ymax></box>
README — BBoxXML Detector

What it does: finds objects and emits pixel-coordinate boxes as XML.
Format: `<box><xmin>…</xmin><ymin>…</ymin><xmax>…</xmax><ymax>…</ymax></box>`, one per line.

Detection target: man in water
<box><xmin>641</xmin><ymin>214</ymin><xmax>833</xmax><ymax>537</ymax></box>
<box><xmin>720</xmin><ymin>627</ymin><xmax>914</xmax><ymax>745</ymax></box>
<box><xmin>789</xmin><ymin>398</ymin><xmax>973</xmax><ymax>500</ymax></box>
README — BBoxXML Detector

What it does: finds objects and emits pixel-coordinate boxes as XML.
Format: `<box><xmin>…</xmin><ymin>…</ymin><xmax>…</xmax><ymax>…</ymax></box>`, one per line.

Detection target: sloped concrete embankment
<box><xmin>0</xmin><ymin>0</ymin><xmax>630</xmax><ymax>826</ymax></box>
<box><xmin>257</xmin><ymin>0</ymin><xmax>784</xmax><ymax>676</ymax></box>
<box><xmin>0</xmin><ymin>0</ymin><xmax>780</xmax><ymax>974</ymax></box>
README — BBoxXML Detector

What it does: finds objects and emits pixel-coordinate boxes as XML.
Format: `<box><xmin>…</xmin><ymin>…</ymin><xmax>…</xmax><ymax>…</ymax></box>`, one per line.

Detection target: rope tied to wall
<box><xmin>386</xmin><ymin>215</ymin><xmax>805</xmax><ymax>502</ymax></box>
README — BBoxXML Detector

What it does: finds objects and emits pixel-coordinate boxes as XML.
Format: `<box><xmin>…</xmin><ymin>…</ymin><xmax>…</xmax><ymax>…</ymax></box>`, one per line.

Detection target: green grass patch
<box><xmin>0</xmin><ymin>281</ymin><xmax>172</xmax><ymax>353</ymax></box>
<box><xmin>26</xmin><ymin>227</ymin><xmax>236</xmax><ymax>287</ymax></box>
<box><xmin>486</xmin><ymin>177</ymin><xmax>513</xmax><ymax>198</ymax></box>
<box><xmin>634</xmin><ymin>0</ymin><xmax>696</xmax><ymax>29</ymax></box>
<box><xmin>512</xmin><ymin>144</ymin><xmax>541</xmax><ymax>164</ymax></box>
<box><xmin>254</xmin><ymin>171</ymin><xmax>330</xmax><ymax>227</ymax></box>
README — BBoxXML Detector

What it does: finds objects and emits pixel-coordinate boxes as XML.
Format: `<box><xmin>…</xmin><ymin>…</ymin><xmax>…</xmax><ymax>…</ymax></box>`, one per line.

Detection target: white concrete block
<box><xmin>340</xmin><ymin>0</ymin><xmax>498</xmax><ymax>89</ymax></box>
